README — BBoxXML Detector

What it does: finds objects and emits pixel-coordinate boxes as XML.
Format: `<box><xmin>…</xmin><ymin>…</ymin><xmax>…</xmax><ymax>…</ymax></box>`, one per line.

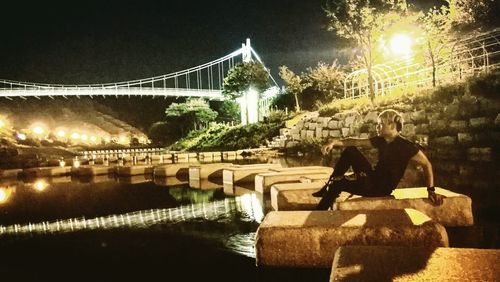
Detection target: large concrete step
<box><xmin>255</xmin><ymin>209</ymin><xmax>448</xmax><ymax>268</ymax></box>
<box><xmin>270</xmin><ymin>185</ymin><xmax>473</xmax><ymax>227</ymax></box>
<box><xmin>76</xmin><ymin>165</ymin><xmax>117</xmax><ymax>176</ymax></box>
<box><xmin>337</xmin><ymin>187</ymin><xmax>473</xmax><ymax>227</ymax></box>
<box><xmin>255</xmin><ymin>166</ymin><xmax>333</xmax><ymax>194</ymax></box>
<box><xmin>154</xmin><ymin>163</ymin><xmax>191</xmax><ymax>177</ymax></box>
<box><xmin>222</xmin><ymin>163</ymin><xmax>283</xmax><ymax>188</ymax></box>
<box><xmin>188</xmin><ymin>162</ymin><xmax>234</xmax><ymax>180</ymax></box>
<box><xmin>331</xmin><ymin>246</ymin><xmax>500</xmax><ymax>281</ymax></box>
<box><xmin>116</xmin><ymin>165</ymin><xmax>154</xmax><ymax>176</ymax></box>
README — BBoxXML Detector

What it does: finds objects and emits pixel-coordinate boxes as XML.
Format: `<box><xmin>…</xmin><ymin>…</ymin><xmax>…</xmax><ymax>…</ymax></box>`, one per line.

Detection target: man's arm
<box><xmin>321</xmin><ymin>137</ymin><xmax>373</xmax><ymax>155</ymax></box>
<box><xmin>410</xmin><ymin>150</ymin><xmax>445</xmax><ymax>206</ymax></box>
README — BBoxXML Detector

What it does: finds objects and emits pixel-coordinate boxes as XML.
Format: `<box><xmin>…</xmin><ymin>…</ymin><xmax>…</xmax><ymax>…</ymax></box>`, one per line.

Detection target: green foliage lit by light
<box><xmin>165</xmin><ymin>98</ymin><xmax>218</xmax><ymax>135</ymax></box>
<box><xmin>222</xmin><ymin>61</ymin><xmax>270</xmax><ymax>100</ymax></box>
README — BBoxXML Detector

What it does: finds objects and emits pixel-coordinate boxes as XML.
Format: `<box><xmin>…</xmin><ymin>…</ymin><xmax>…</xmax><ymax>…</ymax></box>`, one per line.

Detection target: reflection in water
<box><xmin>33</xmin><ymin>180</ymin><xmax>49</xmax><ymax>192</ymax></box>
<box><xmin>0</xmin><ymin>186</ymin><xmax>16</xmax><ymax>204</ymax></box>
<box><xmin>0</xmin><ymin>194</ymin><xmax>264</xmax><ymax>243</ymax></box>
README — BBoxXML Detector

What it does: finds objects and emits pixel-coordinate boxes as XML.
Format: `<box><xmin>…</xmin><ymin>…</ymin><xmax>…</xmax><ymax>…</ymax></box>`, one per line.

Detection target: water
<box><xmin>0</xmin><ymin>156</ymin><xmax>498</xmax><ymax>281</ymax></box>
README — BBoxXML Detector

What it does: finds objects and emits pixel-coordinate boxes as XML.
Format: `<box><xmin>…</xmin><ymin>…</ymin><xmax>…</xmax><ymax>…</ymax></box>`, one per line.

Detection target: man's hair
<box><xmin>378</xmin><ymin>109</ymin><xmax>403</xmax><ymax>132</ymax></box>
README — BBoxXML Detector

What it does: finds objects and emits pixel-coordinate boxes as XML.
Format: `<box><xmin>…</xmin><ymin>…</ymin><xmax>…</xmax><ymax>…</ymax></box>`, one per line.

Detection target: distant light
<box><xmin>32</xmin><ymin>126</ymin><xmax>45</xmax><ymax>135</ymax></box>
<box><xmin>73</xmin><ymin>159</ymin><xmax>80</xmax><ymax>168</ymax></box>
<box><xmin>90</xmin><ymin>136</ymin><xmax>97</xmax><ymax>142</ymax></box>
<box><xmin>390</xmin><ymin>33</ymin><xmax>413</xmax><ymax>56</ymax></box>
<box><xmin>81</xmin><ymin>134</ymin><xmax>88</xmax><ymax>141</ymax></box>
<box><xmin>57</xmin><ymin>130</ymin><xmax>66</xmax><ymax>138</ymax></box>
<box><xmin>0</xmin><ymin>188</ymin><xmax>7</xmax><ymax>203</ymax></box>
<box><xmin>0</xmin><ymin>120</ymin><xmax>5</xmax><ymax>129</ymax></box>
<box><xmin>16</xmin><ymin>133</ymin><xmax>26</xmax><ymax>140</ymax></box>
<box><xmin>33</xmin><ymin>180</ymin><xmax>48</xmax><ymax>192</ymax></box>
<box><xmin>71</xmin><ymin>132</ymin><xmax>80</xmax><ymax>139</ymax></box>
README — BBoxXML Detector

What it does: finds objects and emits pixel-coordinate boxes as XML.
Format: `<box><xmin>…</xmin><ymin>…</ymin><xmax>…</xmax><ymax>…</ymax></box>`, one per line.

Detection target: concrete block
<box><xmin>271</xmin><ymin>182</ymin><xmax>324</xmax><ymax>211</ymax></box>
<box><xmin>255</xmin><ymin>166</ymin><xmax>333</xmax><ymax>194</ymax></box>
<box><xmin>117</xmin><ymin>175</ymin><xmax>153</xmax><ymax>184</ymax></box>
<box><xmin>154</xmin><ymin>176</ymin><xmax>188</xmax><ymax>186</ymax></box>
<box><xmin>76</xmin><ymin>165</ymin><xmax>117</xmax><ymax>176</ymax></box>
<box><xmin>154</xmin><ymin>163</ymin><xmax>190</xmax><ymax>177</ymax></box>
<box><xmin>255</xmin><ymin>209</ymin><xmax>449</xmax><ymax>268</ymax></box>
<box><xmin>331</xmin><ymin>246</ymin><xmax>500</xmax><ymax>281</ymax></box>
<box><xmin>0</xmin><ymin>169</ymin><xmax>22</xmax><ymax>178</ymax></box>
<box><xmin>116</xmin><ymin>165</ymin><xmax>154</xmax><ymax>176</ymax></box>
<box><xmin>188</xmin><ymin>162</ymin><xmax>234</xmax><ymax>180</ymax></box>
<box><xmin>23</xmin><ymin>166</ymin><xmax>72</xmax><ymax>177</ymax></box>
<box><xmin>223</xmin><ymin>163</ymin><xmax>283</xmax><ymax>187</ymax></box>
<box><xmin>338</xmin><ymin>187</ymin><xmax>473</xmax><ymax>227</ymax></box>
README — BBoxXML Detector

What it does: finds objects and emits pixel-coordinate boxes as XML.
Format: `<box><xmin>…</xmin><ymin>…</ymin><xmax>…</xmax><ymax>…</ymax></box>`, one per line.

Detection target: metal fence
<box><xmin>344</xmin><ymin>27</ymin><xmax>500</xmax><ymax>99</ymax></box>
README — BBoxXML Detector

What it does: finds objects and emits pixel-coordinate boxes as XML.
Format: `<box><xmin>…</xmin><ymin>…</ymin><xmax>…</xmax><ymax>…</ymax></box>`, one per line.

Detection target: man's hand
<box><xmin>428</xmin><ymin>191</ymin><xmax>445</xmax><ymax>206</ymax></box>
<box><xmin>321</xmin><ymin>139</ymin><xmax>343</xmax><ymax>155</ymax></box>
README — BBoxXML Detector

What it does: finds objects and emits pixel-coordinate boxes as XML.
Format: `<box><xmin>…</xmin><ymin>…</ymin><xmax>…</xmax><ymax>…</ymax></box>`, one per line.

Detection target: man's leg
<box><xmin>316</xmin><ymin>177</ymin><xmax>365</xmax><ymax>210</ymax></box>
<box><xmin>313</xmin><ymin>146</ymin><xmax>372</xmax><ymax>197</ymax></box>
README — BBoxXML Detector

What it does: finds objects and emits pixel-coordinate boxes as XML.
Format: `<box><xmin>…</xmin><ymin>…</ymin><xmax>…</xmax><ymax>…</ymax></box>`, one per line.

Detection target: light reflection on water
<box><xmin>0</xmin><ymin>180</ymin><xmax>264</xmax><ymax>257</ymax></box>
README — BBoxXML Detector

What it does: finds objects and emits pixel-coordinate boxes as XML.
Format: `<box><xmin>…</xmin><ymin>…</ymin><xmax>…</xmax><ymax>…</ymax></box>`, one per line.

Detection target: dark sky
<box><xmin>0</xmin><ymin>0</ymin><xmax>343</xmax><ymax>85</ymax></box>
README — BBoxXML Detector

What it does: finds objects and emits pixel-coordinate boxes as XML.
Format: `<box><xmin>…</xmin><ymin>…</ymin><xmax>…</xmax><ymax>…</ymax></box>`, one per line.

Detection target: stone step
<box><xmin>0</xmin><ymin>169</ymin><xmax>22</xmax><ymax>179</ymax></box>
<box><xmin>331</xmin><ymin>246</ymin><xmax>500</xmax><ymax>281</ymax></box>
<box><xmin>116</xmin><ymin>175</ymin><xmax>153</xmax><ymax>184</ymax></box>
<box><xmin>22</xmin><ymin>166</ymin><xmax>72</xmax><ymax>178</ymax></box>
<box><xmin>222</xmin><ymin>163</ymin><xmax>283</xmax><ymax>189</ymax></box>
<box><xmin>154</xmin><ymin>176</ymin><xmax>188</xmax><ymax>187</ymax></box>
<box><xmin>270</xmin><ymin>185</ymin><xmax>473</xmax><ymax>227</ymax></box>
<box><xmin>116</xmin><ymin>165</ymin><xmax>154</xmax><ymax>176</ymax></box>
<box><xmin>154</xmin><ymin>163</ymin><xmax>191</xmax><ymax>177</ymax></box>
<box><xmin>76</xmin><ymin>165</ymin><xmax>117</xmax><ymax>176</ymax></box>
<box><xmin>271</xmin><ymin>182</ymin><xmax>324</xmax><ymax>211</ymax></box>
<box><xmin>189</xmin><ymin>178</ymin><xmax>222</xmax><ymax>190</ymax></box>
<box><xmin>188</xmin><ymin>162</ymin><xmax>234</xmax><ymax>180</ymax></box>
<box><xmin>337</xmin><ymin>187</ymin><xmax>473</xmax><ymax>227</ymax></box>
<box><xmin>255</xmin><ymin>209</ymin><xmax>448</xmax><ymax>268</ymax></box>
<box><xmin>255</xmin><ymin>167</ymin><xmax>333</xmax><ymax>194</ymax></box>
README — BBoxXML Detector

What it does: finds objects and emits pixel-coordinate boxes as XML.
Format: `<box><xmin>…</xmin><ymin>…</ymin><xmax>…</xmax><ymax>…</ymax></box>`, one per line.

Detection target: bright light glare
<box><xmin>90</xmin><ymin>136</ymin><xmax>97</xmax><ymax>142</ymax></box>
<box><xmin>0</xmin><ymin>120</ymin><xmax>5</xmax><ymax>128</ymax></box>
<box><xmin>32</xmin><ymin>126</ymin><xmax>45</xmax><ymax>135</ymax></box>
<box><xmin>390</xmin><ymin>33</ymin><xmax>413</xmax><ymax>56</ymax></box>
<box><xmin>0</xmin><ymin>188</ymin><xmax>7</xmax><ymax>203</ymax></box>
<box><xmin>33</xmin><ymin>180</ymin><xmax>48</xmax><ymax>192</ymax></box>
<box><xmin>81</xmin><ymin>134</ymin><xmax>88</xmax><ymax>141</ymax></box>
<box><xmin>57</xmin><ymin>130</ymin><xmax>66</xmax><ymax>137</ymax></box>
<box><xmin>71</xmin><ymin>132</ymin><xmax>80</xmax><ymax>139</ymax></box>
<box><xmin>16</xmin><ymin>133</ymin><xmax>26</xmax><ymax>140</ymax></box>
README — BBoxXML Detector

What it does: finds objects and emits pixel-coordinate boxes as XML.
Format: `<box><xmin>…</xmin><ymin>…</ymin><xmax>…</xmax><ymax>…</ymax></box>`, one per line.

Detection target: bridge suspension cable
<box><xmin>0</xmin><ymin>40</ymin><xmax>278</xmax><ymax>100</ymax></box>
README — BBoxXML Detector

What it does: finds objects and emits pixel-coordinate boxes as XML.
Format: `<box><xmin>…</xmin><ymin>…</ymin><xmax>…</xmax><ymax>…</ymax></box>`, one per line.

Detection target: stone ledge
<box><xmin>331</xmin><ymin>246</ymin><xmax>500</xmax><ymax>281</ymax></box>
<box><xmin>270</xmin><ymin>185</ymin><xmax>473</xmax><ymax>227</ymax></box>
<box><xmin>255</xmin><ymin>166</ymin><xmax>333</xmax><ymax>194</ymax></box>
<box><xmin>255</xmin><ymin>209</ymin><xmax>448</xmax><ymax>268</ymax></box>
<box><xmin>338</xmin><ymin>187</ymin><xmax>473</xmax><ymax>227</ymax></box>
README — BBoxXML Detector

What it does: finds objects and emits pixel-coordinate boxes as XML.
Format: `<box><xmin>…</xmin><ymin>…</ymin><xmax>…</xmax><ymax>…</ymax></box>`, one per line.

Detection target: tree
<box><xmin>325</xmin><ymin>0</ymin><xmax>408</xmax><ymax>102</ymax></box>
<box><xmin>279</xmin><ymin>66</ymin><xmax>308</xmax><ymax>112</ymax></box>
<box><xmin>165</xmin><ymin>99</ymin><xmax>217</xmax><ymax>135</ymax></box>
<box><xmin>222</xmin><ymin>61</ymin><xmax>270</xmax><ymax>99</ymax></box>
<box><xmin>305</xmin><ymin>61</ymin><xmax>346</xmax><ymax>102</ymax></box>
<box><xmin>419</xmin><ymin>4</ymin><xmax>453</xmax><ymax>87</ymax></box>
<box><xmin>222</xmin><ymin>61</ymin><xmax>270</xmax><ymax>123</ymax></box>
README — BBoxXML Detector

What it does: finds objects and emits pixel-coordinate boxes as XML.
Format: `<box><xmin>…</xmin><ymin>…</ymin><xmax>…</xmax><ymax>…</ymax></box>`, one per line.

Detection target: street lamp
<box><xmin>390</xmin><ymin>33</ymin><xmax>413</xmax><ymax>57</ymax></box>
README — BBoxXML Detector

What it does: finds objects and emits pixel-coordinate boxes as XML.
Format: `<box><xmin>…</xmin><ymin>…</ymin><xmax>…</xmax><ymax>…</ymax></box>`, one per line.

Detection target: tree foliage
<box><xmin>325</xmin><ymin>0</ymin><xmax>408</xmax><ymax>102</ymax></box>
<box><xmin>165</xmin><ymin>99</ymin><xmax>217</xmax><ymax>135</ymax></box>
<box><xmin>279</xmin><ymin>66</ymin><xmax>307</xmax><ymax>112</ymax></box>
<box><xmin>278</xmin><ymin>62</ymin><xmax>346</xmax><ymax>111</ymax></box>
<box><xmin>222</xmin><ymin>61</ymin><xmax>270</xmax><ymax>100</ymax></box>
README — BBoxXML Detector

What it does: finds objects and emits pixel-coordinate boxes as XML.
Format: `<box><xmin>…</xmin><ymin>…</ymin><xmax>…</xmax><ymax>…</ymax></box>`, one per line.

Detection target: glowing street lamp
<box><xmin>0</xmin><ymin>119</ymin><xmax>5</xmax><ymax>129</ymax></box>
<box><xmin>390</xmin><ymin>33</ymin><xmax>413</xmax><ymax>57</ymax></box>
<box><xmin>16</xmin><ymin>133</ymin><xmax>27</xmax><ymax>141</ymax></box>
<box><xmin>70</xmin><ymin>132</ymin><xmax>80</xmax><ymax>140</ymax></box>
<box><xmin>33</xmin><ymin>180</ymin><xmax>48</xmax><ymax>192</ymax></box>
<box><xmin>57</xmin><ymin>130</ymin><xmax>66</xmax><ymax>138</ymax></box>
<box><xmin>32</xmin><ymin>126</ymin><xmax>45</xmax><ymax>136</ymax></box>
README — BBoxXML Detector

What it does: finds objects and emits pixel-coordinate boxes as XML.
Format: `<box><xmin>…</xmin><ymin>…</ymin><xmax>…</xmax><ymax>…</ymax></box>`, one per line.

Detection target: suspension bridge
<box><xmin>0</xmin><ymin>39</ymin><xmax>279</xmax><ymax>101</ymax></box>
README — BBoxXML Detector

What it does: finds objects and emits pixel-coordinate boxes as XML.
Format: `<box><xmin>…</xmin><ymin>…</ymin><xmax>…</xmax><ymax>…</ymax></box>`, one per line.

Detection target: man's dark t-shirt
<box><xmin>369</xmin><ymin>135</ymin><xmax>420</xmax><ymax>194</ymax></box>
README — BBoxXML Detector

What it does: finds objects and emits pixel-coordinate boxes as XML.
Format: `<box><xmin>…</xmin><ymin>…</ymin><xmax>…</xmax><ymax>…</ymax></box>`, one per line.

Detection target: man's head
<box><xmin>376</xmin><ymin>109</ymin><xmax>403</xmax><ymax>137</ymax></box>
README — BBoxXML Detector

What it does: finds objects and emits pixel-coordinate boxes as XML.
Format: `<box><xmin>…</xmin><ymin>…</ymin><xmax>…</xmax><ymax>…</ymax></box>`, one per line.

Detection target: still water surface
<box><xmin>0</xmin><ymin>156</ymin><xmax>498</xmax><ymax>281</ymax></box>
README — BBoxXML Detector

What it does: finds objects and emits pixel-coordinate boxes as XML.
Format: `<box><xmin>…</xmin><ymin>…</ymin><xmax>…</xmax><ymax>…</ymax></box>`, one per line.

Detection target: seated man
<box><xmin>313</xmin><ymin>109</ymin><xmax>444</xmax><ymax>210</ymax></box>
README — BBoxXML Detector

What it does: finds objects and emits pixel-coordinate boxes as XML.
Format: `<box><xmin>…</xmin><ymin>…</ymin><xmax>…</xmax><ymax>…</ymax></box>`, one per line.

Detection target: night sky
<box><xmin>0</xmin><ymin>0</ymin><xmax>343</xmax><ymax>85</ymax></box>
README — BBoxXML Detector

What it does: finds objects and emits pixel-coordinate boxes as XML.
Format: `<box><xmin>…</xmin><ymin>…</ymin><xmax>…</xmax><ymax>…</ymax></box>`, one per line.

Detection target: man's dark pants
<box><xmin>316</xmin><ymin>146</ymin><xmax>390</xmax><ymax>210</ymax></box>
